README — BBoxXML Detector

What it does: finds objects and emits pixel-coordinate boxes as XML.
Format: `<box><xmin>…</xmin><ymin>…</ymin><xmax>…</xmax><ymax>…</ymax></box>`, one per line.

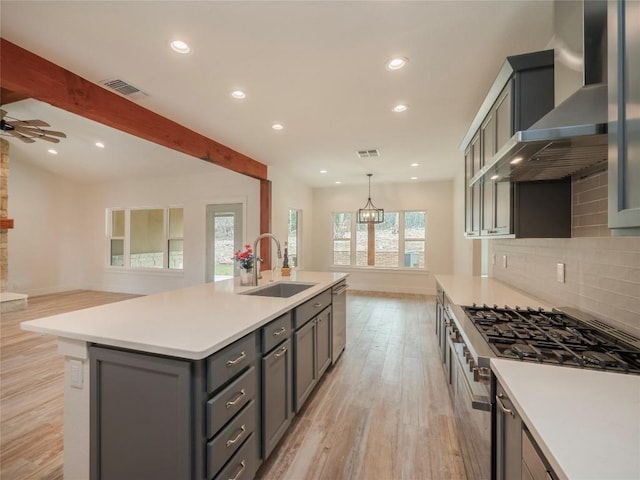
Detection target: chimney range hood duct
<box><xmin>469</xmin><ymin>0</ymin><xmax>608</xmax><ymax>185</ymax></box>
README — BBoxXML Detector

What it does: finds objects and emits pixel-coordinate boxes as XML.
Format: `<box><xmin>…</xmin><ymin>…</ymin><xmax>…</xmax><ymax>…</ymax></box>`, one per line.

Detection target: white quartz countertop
<box><xmin>491</xmin><ymin>359</ymin><xmax>640</xmax><ymax>480</ymax></box>
<box><xmin>21</xmin><ymin>271</ymin><xmax>348</xmax><ymax>360</ymax></box>
<box><xmin>434</xmin><ymin>274</ymin><xmax>553</xmax><ymax>309</ymax></box>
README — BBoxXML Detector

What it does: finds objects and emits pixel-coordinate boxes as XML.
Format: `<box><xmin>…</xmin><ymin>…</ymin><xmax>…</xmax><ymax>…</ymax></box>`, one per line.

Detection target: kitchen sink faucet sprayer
<box><xmin>252</xmin><ymin>233</ymin><xmax>282</xmax><ymax>286</ymax></box>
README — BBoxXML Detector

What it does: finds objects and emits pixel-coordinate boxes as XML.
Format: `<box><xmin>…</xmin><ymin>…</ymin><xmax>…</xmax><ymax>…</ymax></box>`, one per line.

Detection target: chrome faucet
<box><xmin>252</xmin><ymin>233</ymin><xmax>282</xmax><ymax>286</ymax></box>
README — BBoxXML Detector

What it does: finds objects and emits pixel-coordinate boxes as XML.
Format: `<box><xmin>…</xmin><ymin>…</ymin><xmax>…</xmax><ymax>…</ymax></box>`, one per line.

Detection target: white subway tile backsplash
<box><xmin>491</xmin><ymin>237</ymin><xmax>640</xmax><ymax>336</ymax></box>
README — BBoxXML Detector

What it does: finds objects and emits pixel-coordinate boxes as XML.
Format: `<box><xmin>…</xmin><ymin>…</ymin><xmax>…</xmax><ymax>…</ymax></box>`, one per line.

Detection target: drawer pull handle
<box><xmin>272</xmin><ymin>326</ymin><xmax>286</xmax><ymax>336</ymax></box>
<box><xmin>496</xmin><ymin>395</ymin><xmax>514</xmax><ymax>417</ymax></box>
<box><xmin>226</xmin><ymin>351</ymin><xmax>246</xmax><ymax>366</ymax></box>
<box><xmin>226</xmin><ymin>389</ymin><xmax>246</xmax><ymax>408</ymax></box>
<box><xmin>274</xmin><ymin>346</ymin><xmax>287</xmax><ymax>358</ymax></box>
<box><xmin>313</xmin><ymin>302</ymin><xmax>323</xmax><ymax>308</ymax></box>
<box><xmin>226</xmin><ymin>425</ymin><xmax>246</xmax><ymax>447</ymax></box>
<box><xmin>228</xmin><ymin>460</ymin><xmax>246</xmax><ymax>480</ymax></box>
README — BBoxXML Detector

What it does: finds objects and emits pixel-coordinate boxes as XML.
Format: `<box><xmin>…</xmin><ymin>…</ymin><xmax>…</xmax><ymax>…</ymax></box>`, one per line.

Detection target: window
<box><xmin>332</xmin><ymin>210</ymin><xmax>427</xmax><ymax>269</ymax></box>
<box><xmin>110</xmin><ymin>210</ymin><xmax>125</xmax><ymax>266</ymax></box>
<box><xmin>168</xmin><ymin>208</ymin><xmax>184</xmax><ymax>270</ymax></box>
<box><xmin>287</xmin><ymin>209</ymin><xmax>300</xmax><ymax>267</ymax></box>
<box><xmin>107</xmin><ymin>206</ymin><xmax>184</xmax><ymax>270</ymax></box>
<box><xmin>332</xmin><ymin>212</ymin><xmax>352</xmax><ymax>266</ymax></box>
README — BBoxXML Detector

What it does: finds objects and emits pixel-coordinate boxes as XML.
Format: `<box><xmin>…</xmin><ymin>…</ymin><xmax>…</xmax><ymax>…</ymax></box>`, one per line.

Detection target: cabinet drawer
<box><xmin>213</xmin><ymin>432</ymin><xmax>257</xmax><ymax>480</ymax></box>
<box><xmin>207</xmin><ymin>332</ymin><xmax>257</xmax><ymax>393</ymax></box>
<box><xmin>207</xmin><ymin>366</ymin><xmax>256</xmax><ymax>438</ymax></box>
<box><xmin>207</xmin><ymin>400</ymin><xmax>256</xmax><ymax>480</ymax></box>
<box><xmin>262</xmin><ymin>312</ymin><xmax>292</xmax><ymax>353</ymax></box>
<box><xmin>294</xmin><ymin>289</ymin><xmax>331</xmax><ymax>329</ymax></box>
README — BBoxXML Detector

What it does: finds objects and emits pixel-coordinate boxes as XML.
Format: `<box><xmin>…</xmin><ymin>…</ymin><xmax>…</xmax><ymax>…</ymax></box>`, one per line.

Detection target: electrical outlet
<box><xmin>70</xmin><ymin>359</ymin><xmax>83</xmax><ymax>389</ymax></box>
<box><xmin>502</xmin><ymin>255</ymin><xmax>508</xmax><ymax>268</ymax></box>
<box><xmin>557</xmin><ymin>263</ymin><xmax>565</xmax><ymax>283</ymax></box>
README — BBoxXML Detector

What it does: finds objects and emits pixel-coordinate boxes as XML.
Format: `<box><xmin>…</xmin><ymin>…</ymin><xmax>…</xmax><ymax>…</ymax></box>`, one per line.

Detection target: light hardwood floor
<box><xmin>0</xmin><ymin>290</ymin><xmax>466</xmax><ymax>480</ymax></box>
<box><xmin>0</xmin><ymin>290</ymin><xmax>139</xmax><ymax>480</ymax></box>
<box><xmin>257</xmin><ymin>291</ymin><xmax>467</xmax><ymax>480</ymax></box>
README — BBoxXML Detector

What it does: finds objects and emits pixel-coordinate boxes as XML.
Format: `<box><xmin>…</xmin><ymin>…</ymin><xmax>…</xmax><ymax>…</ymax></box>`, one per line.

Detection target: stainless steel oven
<box><xmin>459</xmin><ymin>303</ymin><xmax>640</xmax><ymax>480</ymax></box>
<box><xmin>436</xmin><ymin>294</ymin><xmax>492</xmax><ymax>480</ymax></box>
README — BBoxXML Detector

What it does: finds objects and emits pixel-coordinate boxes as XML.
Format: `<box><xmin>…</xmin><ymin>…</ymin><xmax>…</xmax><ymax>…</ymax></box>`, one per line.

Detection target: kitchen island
<box><xmin>21</xmin><ymin>270</ymin><xmax>347</xmax><ymax>480</ymax></box>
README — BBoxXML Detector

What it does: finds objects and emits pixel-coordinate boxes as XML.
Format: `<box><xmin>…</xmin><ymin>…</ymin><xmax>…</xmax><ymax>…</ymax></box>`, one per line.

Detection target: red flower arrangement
<box><xmin>234</xmin><ymin>244</ymin><xmax>254</xmax><ymax>270</ymax></box>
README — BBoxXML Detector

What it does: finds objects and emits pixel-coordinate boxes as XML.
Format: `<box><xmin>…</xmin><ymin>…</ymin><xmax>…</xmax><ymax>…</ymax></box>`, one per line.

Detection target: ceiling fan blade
<box><xmin>39</xmin><ymin>130</ymin><xmax>66</xmax><ymax>138</ymax></box>
<box><xmin>7</xmin><ymin>129</ymin><xmax>36</xmax><ymax>143</ymax></box>
<box><xmin>35</xmin><ymin>135</ymin><xmax>61</xmax><ymax>144</ymax></box>
<box><xmin>12</xmin><ymin>125</ymin><xmax>67</xmax><ymax>138</ymax></box>
<box><xmin>9</xmin><ymin>119</ymin><xmax>51</xmax><ymax>127</ymax></box>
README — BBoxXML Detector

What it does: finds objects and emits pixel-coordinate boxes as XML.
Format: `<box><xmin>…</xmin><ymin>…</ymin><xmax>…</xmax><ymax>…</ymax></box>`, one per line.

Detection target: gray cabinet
<box><xmin>463</xmin><ymin>50</ymin><xmax>570</xmax><ymax>239</ymax></box>
<box><xmin>261</xmin><ymin>312</ymin><xmax>293</xmax><ymax>459</ymax></box>
<box><xmin>90</xmin><ymin>347</ymin><xmax>194</xmax><ymax>480</ymax></box>
<box><xmin>608</xmin><ymin>0</ymin><xmax>640</xmax><ymax>232</ymax></box>
<box><xmin>316</xmin><ymin>307</ymin><xmax>332</xmax><ymax>378</ymax></box>
<box><xmin>464</xmin><ymin>134</ymin><xmax>482</xmax><ymax>237</ymax></box>
<box><xmin>493</xmin><ymin>379</ymin><xmax>557</xmax><ymax>480</ymax></box>
<box><xmin>90</xmin><ymin>331</ymin><xmax>260</xmax><ymax>480</ymax></box>
<box><xmin>294</xmin><ymin>315</ymin><xmax>317</xmax><ymax>411</ymax></box>
<box><xmin>494</xmin><ymin>382</ymin><xmax>522</xmax><ymax>480</ymax></box>
<box><xmin>293</xmin><ymin>288</ymin><xmax>333</xmax><ymax>412</ymax></box>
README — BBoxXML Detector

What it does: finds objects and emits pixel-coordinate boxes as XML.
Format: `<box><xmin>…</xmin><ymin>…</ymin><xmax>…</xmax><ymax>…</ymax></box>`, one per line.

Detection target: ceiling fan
<box><xmin>0</xmin><ymin>109</ymin><xmax>67</xmax><ymax>144</ymax></box>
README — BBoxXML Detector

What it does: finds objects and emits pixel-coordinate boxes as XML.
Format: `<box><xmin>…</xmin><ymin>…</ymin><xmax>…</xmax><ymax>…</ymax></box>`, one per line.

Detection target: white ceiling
<box><xmin>0</xmin><ymin>0</ymin><xmax>554</xmax><ymax>187</ymax></box>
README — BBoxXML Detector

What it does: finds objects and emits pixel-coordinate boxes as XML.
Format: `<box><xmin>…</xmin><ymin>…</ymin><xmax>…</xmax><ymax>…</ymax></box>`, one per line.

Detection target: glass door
<box><xmin>205</xmin><ymin>203</ymin><xmax>243</xmax><ymax>282</ymax></box>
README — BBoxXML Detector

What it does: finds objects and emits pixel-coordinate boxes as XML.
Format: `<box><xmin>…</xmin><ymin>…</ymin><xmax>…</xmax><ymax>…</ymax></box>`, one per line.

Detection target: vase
<box><xmin>239</xmin><ymin>268</ymin><xmax>253</xmax><ymax>286</ymax></box>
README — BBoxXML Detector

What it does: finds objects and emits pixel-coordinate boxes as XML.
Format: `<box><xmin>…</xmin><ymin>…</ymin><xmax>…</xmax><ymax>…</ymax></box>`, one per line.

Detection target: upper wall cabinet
<box><xmin>461</xmin><ymin>50</ymin><xmax>571</xmax><ymax>239</ymax></box>
<box><xmin>608</xmin><ymin>0</ymin><xmax>640</xmax><ymax>233</ymax></box>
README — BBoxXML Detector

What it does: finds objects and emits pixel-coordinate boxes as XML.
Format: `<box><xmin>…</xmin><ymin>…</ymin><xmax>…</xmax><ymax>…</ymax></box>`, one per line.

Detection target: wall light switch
<box><xmin>492</xmin><ymin>253</ymin><xmax>496</xmax><ymax>266</ymax></box>
<box><xmin>502</xmin><ymin>255</ymin><xmax>508</xmax><ymax>268</ymax></box>
<box><xmin>557</xmin><ymin>263</ymin><xmax>565</xmax><ymax>283</ymax></box>
<box><xmin>70</xmin><ymin>359</ymin><xmax>84</xmax><ymax>389</ymax></box>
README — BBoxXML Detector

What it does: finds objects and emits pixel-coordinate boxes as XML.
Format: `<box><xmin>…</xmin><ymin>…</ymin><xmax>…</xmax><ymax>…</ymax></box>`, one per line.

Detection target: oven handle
<box><xmin>451</xmin><ymin>341</ymin><xmax>491</xmax><ymax>412</ymax></box>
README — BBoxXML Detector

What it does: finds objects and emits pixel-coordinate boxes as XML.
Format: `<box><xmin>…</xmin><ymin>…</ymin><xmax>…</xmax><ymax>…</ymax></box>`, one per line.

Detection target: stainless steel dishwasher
<box><xmin>331</xmin><ymin>280</ymin><xmax>348</xmax><ymax>364</ymax></box>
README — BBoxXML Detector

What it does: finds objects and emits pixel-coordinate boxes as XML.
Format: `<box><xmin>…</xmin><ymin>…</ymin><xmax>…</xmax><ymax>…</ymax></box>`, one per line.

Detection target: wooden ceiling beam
<box><xmin>1</xmin><ymin>87</ymin><xmax>28</xmax><ymax>105</ymax></box>
<box><xmin>0</xmin><ymin>38</ymin><xmax>268</xmax><ymax>180</ymax></box>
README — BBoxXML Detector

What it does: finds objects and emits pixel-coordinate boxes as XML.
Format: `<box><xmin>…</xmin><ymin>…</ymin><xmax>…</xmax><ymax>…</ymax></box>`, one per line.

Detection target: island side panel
<box><xmin>58</xmin><ymin>338</ymin><xmax>91</xmax><ymax>480</ymax></box>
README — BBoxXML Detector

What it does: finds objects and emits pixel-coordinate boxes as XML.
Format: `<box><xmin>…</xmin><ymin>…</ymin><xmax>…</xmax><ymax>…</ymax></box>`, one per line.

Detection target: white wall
<box><xmin>311</xmin><ymin>180</ymin><xmax>453</xmax><ymax>294</ymax></box>
<box><xmin>9</xmin><ymin>154</ymin><xmax>260</xmax><ymax>296</ymax></box>
<box><xmin>80</xmin><ymin>167</ymin><xmax>260</xmax><ymax>295</ymax></box>
<box><xmin>8</xmin><ymin>156</ymin><xmax>83</xmax><ymax>295</ymax></box>
<box><xmin>268</xmin><ymin>165</ymin><xmax>313</xmax><ymax>270</ymax></box>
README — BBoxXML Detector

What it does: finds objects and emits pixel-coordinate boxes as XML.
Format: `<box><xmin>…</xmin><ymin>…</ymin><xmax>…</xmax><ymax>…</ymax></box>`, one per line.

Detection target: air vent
<box><xmin>100</xmin><ymin>78</ymin><xmax>148</xmax><ymax>99</ymax></box>
<box><xmin>357</xmin><ymin>149</ymin><xmax>380</xmax><ymax>158</ymax></box>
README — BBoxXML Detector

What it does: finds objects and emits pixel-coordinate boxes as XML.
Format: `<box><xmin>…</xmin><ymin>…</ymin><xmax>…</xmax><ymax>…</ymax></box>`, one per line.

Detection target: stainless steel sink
<box><xmin>241</xmin><ymin>281</ymin><xmax>316</xmax><ymax>298</ymax></box>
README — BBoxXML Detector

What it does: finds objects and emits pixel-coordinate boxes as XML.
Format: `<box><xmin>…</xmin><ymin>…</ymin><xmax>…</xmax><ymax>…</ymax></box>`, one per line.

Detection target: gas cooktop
<box><xmin>462</xmin><ymin>305</ymin><xmax>640</xmax><ymax>374</ymax></box>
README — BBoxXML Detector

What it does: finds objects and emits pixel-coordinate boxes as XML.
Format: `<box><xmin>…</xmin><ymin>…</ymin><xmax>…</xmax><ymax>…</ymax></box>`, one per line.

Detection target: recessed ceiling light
<box><xmin>95</xmin><ymin>142</ymin><xmax>105</xmax><ymax>148</ymax></box>
<box><xmin>320</xmin><ymin>170</ymin><xmax>327</xmax><ymax>174</ymax></box>
<box><xmin>170</xmin><ymin>40</ymin><xmax>191</xmax><ymax>54</ymax></box>
<box><xmin>386</xmin><ymin>56</ymin><xmax>408</xmax><ymax>71</ymax></box>
<box><xmin>411</xmin><ymin>163</ymin><xmax>419</xmax><ymax>167</ymax></box>
<box><xmin>392</xmin><ymin>104</ymin><xmax>408</xmax><ymax>113</ymax></box>
<box><xmin>411</xmin><ymin>176</ymin><xmax>418</xmax><ymax>180</ymax></box>
<box><xmin>335</xmin><ymin>181</ymin><xmax>341</xmax><ymax>184</ymax></box>
<box><xmin>231</xmin><ymin>90</ymin><xmax>246</xmax><ymax>99</ymax></box>
<box><xmin>490</xmin><ymin>174</ymin><xmax>500</xmax><ymax>180</ymax></box>
<box><xmin>272</xmin><ymin>123</ymin><xmax>284</xmax><ymax>130</ymax></box>
<box><xmin>510</xmin><ymin>157</ymin><xmax>523</xmax><ymax>165</ymax></box>
<box><xmin>48</xmin><ymin>149</ymin><xmax>58</xmax><ymax>155</ymax></box>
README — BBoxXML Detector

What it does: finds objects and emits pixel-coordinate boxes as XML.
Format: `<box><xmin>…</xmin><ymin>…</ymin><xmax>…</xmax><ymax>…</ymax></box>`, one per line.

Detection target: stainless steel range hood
<box><xmin>470</xmin><ymin>0</ymin><xmax>608</xmax><ymax>185</ymax></box>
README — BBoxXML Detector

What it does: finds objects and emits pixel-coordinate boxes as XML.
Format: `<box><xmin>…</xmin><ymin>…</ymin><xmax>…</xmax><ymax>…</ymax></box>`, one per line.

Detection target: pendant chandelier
<box><xmin>357</xmin><ymin>174</ymin><xmax>384</xmax><ymax>224</ymax></box>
